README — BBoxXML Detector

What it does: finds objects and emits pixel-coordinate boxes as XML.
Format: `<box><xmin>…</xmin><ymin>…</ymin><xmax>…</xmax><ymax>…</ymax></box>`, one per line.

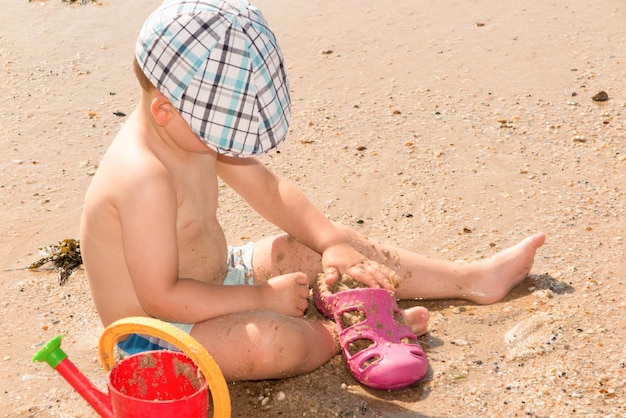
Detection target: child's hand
<box><xmin>260</xmin><ymin>273</ymin><xmax>310</xmax><ymax>317</ymax></box>
<box><xmin>321</xmin><ymin>243</ymin><xmax>396</xmax><ymax>290</ymax></box>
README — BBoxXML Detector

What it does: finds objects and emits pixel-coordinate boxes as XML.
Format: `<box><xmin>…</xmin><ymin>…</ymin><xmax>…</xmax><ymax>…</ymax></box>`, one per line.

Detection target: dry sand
<box><xmin>1</xmin><ymin>0</ymin><xmax>625</xmax><ymax>416</ymax></box>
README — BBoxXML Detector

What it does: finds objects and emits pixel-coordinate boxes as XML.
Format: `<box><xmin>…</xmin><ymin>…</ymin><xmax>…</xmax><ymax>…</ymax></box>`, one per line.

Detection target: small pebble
<box><xmin>535</xmin><ymin>289</ymin><xmax>554</xmax><ymax>299</ymax></box>
<box><xmin>591</xmin><ymin>91</ymin><xmax>608</xmax><ymax>102</ymax></box>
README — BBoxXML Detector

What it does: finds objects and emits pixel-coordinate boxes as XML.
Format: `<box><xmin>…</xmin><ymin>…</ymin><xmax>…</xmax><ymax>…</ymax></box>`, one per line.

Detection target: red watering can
<box><xmin>33</xmin><ymin>317</ymin><xmax>231</xmax><ymax>418</ymax></box>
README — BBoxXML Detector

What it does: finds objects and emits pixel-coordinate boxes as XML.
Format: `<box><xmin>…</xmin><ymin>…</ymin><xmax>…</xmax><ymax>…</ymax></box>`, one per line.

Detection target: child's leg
<box><xmin>252</xmin><ymin>227</ymin><xmax>545</xmax><ymax>305</ymax></box>
<box><xmin>190</xmin><ymin>311</ymin><xmax>339</xmax><ymax>381</ymax></box>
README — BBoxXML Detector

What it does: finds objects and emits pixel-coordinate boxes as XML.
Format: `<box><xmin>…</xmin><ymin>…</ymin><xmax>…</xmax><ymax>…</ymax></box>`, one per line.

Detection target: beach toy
<box><xmin>314</xmin><ymin>282</ymin><xmax>428</xmax><ymax>390</ymax></box>
<box><xmin>33</xmin><ymin>317</ymin><xmax>231</xmax><ymax>418</ymax></box>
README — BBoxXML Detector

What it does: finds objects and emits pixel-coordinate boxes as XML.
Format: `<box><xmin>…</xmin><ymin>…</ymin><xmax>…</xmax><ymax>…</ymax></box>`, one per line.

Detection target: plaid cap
<box><xmin>136</xmin><ymin>0</ymin><xmax>290</xmax><ymax>156</ymax></box>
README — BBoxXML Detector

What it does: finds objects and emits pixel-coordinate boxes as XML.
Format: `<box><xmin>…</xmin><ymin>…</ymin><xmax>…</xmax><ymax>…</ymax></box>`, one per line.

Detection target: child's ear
<box><xmin>150</xmin><ymin>95</ymin><xmax>175</xmax><ymax>126</ymax></box>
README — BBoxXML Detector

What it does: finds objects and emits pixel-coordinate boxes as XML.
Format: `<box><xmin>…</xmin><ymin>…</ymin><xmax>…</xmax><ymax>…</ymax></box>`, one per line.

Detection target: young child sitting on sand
<box><xmin>80</xmin><ymin>0</ymin><xmax>545</xmax><ymax>384</ymax></box>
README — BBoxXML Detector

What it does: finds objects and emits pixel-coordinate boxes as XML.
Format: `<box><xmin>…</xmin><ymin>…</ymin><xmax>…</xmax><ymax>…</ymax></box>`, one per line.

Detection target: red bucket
<box><xmin>108</xmin><ymin>350</ymin><xmax>209</xmax><ymax>418</ymax></box>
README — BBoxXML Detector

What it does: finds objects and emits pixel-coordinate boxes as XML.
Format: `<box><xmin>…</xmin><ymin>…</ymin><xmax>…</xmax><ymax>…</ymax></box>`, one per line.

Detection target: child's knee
<box><xmin>253</xmin><ymin>319</ymin><xmax>314</xmax><ymax>377</ymax></box>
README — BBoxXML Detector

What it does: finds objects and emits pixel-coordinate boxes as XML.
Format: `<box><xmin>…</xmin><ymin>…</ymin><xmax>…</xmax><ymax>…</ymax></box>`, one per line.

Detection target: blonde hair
<box><xmin>133</xmin><ymin>57</ymin><xmax>156</xmax><ymax>92</ymax></box>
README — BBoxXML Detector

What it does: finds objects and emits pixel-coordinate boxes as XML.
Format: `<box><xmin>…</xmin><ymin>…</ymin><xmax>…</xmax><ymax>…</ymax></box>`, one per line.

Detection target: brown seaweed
<box><xmin>28</xmin><ymin>238</ymin><xmax>82</xmax><ymax>285</ymax></box>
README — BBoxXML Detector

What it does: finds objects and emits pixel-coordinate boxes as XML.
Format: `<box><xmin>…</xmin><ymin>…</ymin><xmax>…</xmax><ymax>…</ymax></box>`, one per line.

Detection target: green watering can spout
<box><xmin>33</xmin><ymin>334</ymin><xmax>114</xmax><ymax>418</ymax></box>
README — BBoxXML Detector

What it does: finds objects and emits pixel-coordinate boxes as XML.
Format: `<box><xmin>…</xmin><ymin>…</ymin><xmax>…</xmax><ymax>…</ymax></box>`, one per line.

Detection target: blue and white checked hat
<box><xmin>136</xmin><ymin>0</ymin><xmax>290</xmax><ymax>156</ymax></box>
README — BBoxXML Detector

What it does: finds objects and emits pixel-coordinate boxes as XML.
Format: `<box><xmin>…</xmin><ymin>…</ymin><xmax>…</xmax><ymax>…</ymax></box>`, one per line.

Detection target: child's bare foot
<box><xmin>402</xmin><ymin>306</ymin><xmax>430</xmax><ymax>336</ymax></box>
<box><xmin>466</xmin><ymin>232</ymin><xmax>546</xmax><ymax>304</ymax></box>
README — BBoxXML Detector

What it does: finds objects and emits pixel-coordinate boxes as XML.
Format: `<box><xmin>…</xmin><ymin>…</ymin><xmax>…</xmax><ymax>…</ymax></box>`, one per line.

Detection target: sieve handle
<box><xmin>98</xmin><ymin>316</ymin><xmax>231</xmax><ymax>418</ymax></box>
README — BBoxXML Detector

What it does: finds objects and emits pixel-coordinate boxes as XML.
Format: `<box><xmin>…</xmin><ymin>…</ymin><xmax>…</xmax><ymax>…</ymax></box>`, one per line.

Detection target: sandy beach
<box><xmin>1</xmin><ymin>0</ymin><xmax>625</xmax><ymax>416</ymax></box>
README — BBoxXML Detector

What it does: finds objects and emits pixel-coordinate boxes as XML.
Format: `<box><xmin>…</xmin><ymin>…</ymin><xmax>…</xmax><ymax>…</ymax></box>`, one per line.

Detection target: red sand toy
<box><xmin>33</xmin><ymin>317</ymin><xmax>231</xmax><ymax>418</ymax></box>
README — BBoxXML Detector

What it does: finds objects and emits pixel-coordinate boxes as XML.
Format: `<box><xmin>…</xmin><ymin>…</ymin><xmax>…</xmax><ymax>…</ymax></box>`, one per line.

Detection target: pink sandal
<box><xmin>314</xmin><ymin>280</ymin><xmax>428</xmax><ymax>390</ymax></box>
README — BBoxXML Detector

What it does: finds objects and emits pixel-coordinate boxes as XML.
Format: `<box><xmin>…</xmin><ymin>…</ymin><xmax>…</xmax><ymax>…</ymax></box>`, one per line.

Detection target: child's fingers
<box><xmin>322</xmin><ymin>266</ymin><xmax>340</xmax><ymax>285</ymax></box>
<box><xmin>295</xmin><ymin>273</ymin><xmax>310</xmax><ymax>286</ymax></box>
<box><xmin>290</xmin><ymin>273</ymin><xmax>310</xmax><ymax>316</ymax></box>
<box><xmin>369</xmin><ymin>264</ymin><xmax>396</xmax><ymax>290</ymax></box>
<box><xmin>346</xmin><ymin>262</ymin><xmax>396</xmax><ymax>290</ymax></box>
<box><xmin>345</xmin><ymin>264</ymin><xmax>378</xmax><ymax>288</ymax></box>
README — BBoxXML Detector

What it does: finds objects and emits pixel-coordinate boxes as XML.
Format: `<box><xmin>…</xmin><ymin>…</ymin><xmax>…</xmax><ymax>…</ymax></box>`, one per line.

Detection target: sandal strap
<box><xmin>331</xmin><ymin>288</ymin><xmax>416</xmax><ymax>341</ymax></box>
<box><xmin>339</xmin><ymin>321</ymin><xmax>418</xmax><ymax>346</ymax></box>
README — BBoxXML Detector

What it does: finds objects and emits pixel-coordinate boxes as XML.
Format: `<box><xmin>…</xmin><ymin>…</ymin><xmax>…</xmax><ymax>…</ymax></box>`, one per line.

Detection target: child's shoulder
<box><xmin>97</xmin><ymin>125</ymin><xmax>171</xmax><ymax>189</ymax></box>
<box><xmin>109</xmin><ymin>115</ymin><xmax>164</xmax><ymax>164</ymax></box>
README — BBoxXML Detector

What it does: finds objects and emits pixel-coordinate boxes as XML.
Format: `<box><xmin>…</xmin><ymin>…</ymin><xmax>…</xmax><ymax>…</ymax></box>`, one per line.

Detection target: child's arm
<box><xmin>116</xmin><ymin>166</ymin><xmax>309</xmax><ymax>322</ymax></box>
<box><xmin>216</xmin><ymin>155</ymin><xmax>395</xmax><ymax>289</ymax></box>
